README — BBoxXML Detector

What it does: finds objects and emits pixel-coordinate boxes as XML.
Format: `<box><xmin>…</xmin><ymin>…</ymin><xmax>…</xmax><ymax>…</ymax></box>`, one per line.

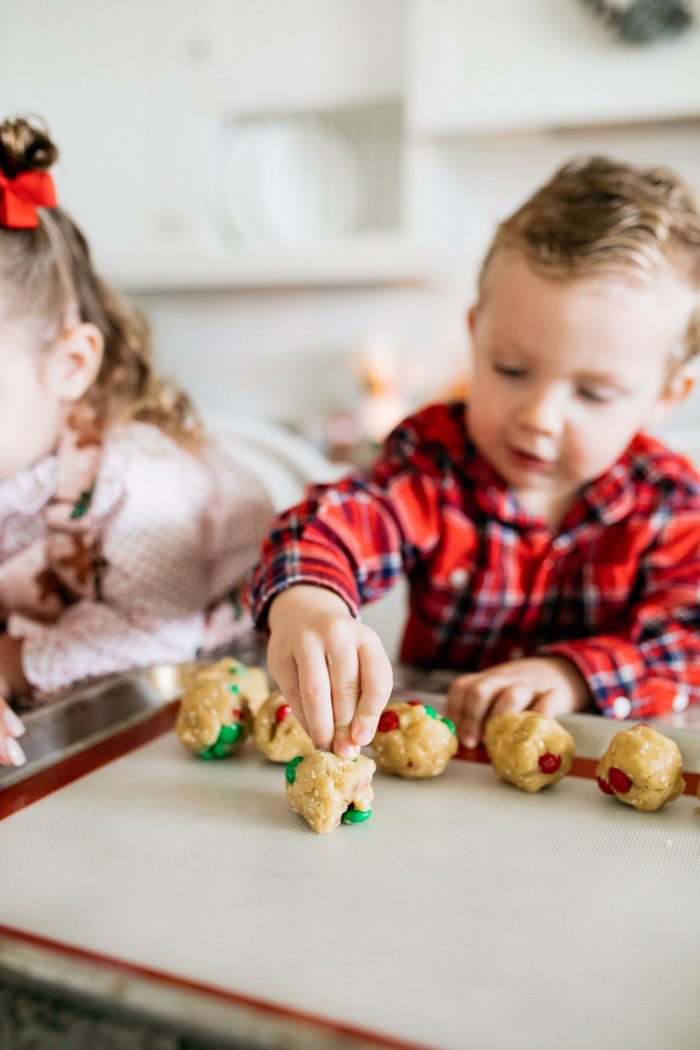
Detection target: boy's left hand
<box><xmin>446</xmin><ymin>656</ymin><xmax>592</xmax><ymax>749</ymax></box>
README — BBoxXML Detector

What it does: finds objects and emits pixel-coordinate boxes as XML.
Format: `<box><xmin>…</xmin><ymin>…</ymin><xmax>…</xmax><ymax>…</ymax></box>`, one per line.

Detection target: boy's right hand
<box><xmin>0</xmin><ymin>696</ymin><xmax>26</xmax><ymax>767</ymax></box>
<box><xmin>266</xmin><ymin>585</ymin><xmax>393</xmax><ymax>758</ymax></box>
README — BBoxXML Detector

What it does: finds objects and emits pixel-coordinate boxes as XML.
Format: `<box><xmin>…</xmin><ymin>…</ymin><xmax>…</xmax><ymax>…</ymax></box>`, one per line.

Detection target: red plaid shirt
<box><xmin>250</xmin><ymin>402</ymin><xmax>700</xmax><ymax>719</ymax></box>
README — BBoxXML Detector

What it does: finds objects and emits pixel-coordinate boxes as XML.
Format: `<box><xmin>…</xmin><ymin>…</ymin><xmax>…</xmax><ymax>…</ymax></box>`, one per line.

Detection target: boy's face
<box><xmin>467</xmin><ymin>250</ymin><xmax>695</xmax><ymax>523</ymax></box>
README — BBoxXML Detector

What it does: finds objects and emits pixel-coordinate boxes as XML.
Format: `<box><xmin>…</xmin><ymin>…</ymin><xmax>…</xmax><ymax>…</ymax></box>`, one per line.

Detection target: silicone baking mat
<box><xmin>1</xmin><ymin>706</ymin><xmax>699</xmax><ymax>1050</ymax></box>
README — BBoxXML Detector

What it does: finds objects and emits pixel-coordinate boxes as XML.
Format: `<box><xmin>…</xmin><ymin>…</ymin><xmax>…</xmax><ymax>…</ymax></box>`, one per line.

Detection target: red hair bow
<box><xmin>0</xmin><ymin>169</ymin><xmax>57</xmax><ymax>228</ymax></box>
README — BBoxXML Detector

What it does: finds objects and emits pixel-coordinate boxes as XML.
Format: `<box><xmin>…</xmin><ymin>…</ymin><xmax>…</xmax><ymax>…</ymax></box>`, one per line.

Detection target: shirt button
<box><xmin>672</xmin><ymin>690</ymin><xmax>689</xmax><ymax>713</ymax></box>
<box><xmin>612</xmin><ymin>696</ymin><xmax>632</xmax><ymax>719</ymax></box>
<box><xmin>449</xmin><ymin>568</ymin><xmax>469</xmax><ymax>588</ymax></box>
<box><xmin>510</xmin><ymin>646</ymin><xmax>525</xmax><ymax>659</ymax></box>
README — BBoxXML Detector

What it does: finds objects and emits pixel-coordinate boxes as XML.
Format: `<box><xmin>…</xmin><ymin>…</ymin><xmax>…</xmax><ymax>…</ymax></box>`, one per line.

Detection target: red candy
<box><xmin>407</xmin><ymin>701</ymin><xmax>422</xmax><ymax>707</ymax></box>
<box><xmin>378</xmin><ymin>710</ymin><xmax>400</xmax><ymax>732</ymax></box>
<box><xmin>597</xmin><ymin>776</ymin><xmax>615</xmax><ymax>795</ymax></box>
<box><xmin>231</xmin><ymin>708</ymin><xmax>242</xmax><ymax>720</ymax></box>
<box><xmin>275</xmin><ymin>703</ymin><xmax>291</xmax><ymax>724</ymax></box>
<box><xmin>608</xmin><ymin>766</ymin><xmax>632</xmax><ymax>794</ymax></box>
<box><xmin>538</xmin><ymin>752</ymin><xmax>561</xmax><ymax>775</ymax></box>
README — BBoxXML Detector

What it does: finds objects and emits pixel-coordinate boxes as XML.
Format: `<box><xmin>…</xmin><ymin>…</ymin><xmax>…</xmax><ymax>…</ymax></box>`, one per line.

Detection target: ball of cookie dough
<box><xmin>195</xmin><ymin>658</ymin><xmax>270</xmax><ymax>718</ymax></box>
<box><xmin>596</xmin><ymin>723</ymin><xmax>685</xmax><ymax>812</ymax></box>
<box><xmin>371</xmin><ymin>701</ymin><xmax>457</xmax><ymax>778</ymax></box>
<box><xmin>253</xmin><ymin>692</ymin><xmax>313</xmax><ymax>763</ymax></box>
<box><xmin>176</xmin><ymin>658</ymin><xmax>268</xmax><ymax>759</ymax></box>
<box><xmin>285</xmin><ymin>751</ymin><xmax>376</xmax><ymax>834</ymax></box>
<box><xmin>484</xmin><ymin>711</ymin><xmax>575</xmax><ymax>792</ymax></box>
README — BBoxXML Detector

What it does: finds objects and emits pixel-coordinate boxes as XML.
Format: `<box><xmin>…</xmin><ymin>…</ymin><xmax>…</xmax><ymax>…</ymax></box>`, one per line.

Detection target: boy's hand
<box><xmin>0</xmin><ymin>696</ymin><xmax>26</xmax><ymax>767</ymax></box>
<box><xmin>267</xmin><ymin>585</ymin><xmax>393</xmax><ymax>758</ymax></box>
<box><xmin>446</xmin><ymin>656</ymin><xmax>592</xmax><ymax>749</ymax></box>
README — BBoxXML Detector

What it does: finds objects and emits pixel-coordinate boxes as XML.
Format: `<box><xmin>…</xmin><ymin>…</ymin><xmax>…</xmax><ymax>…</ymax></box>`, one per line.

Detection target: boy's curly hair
<box><xmin>479</xmin><ymin>155</ymin><xmax>700</xmax><ymax>365</ymax></box>
<box><xmin>0</xmin><ymin>115</ymin><xmax>201</xmax><ymax>443</ymax></box>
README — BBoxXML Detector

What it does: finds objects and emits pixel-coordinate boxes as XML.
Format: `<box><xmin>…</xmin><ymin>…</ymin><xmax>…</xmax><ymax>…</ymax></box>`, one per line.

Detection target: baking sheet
<box><xmin>1</xmin><ymin>704</ymin><xmax>699</xmax><ymax>1050</ymax></box>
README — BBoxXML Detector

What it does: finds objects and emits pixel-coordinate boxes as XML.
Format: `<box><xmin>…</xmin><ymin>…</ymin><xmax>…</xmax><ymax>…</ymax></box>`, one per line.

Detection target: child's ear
<box><xmin>50</xmin><ymin>323</ymin><xmax>105</xmax><ymax>403</ymax></box>
<box><xmin>647</xmin><ymin>364</ymin><xmax>697</xmax><ymax>426</ymax></box>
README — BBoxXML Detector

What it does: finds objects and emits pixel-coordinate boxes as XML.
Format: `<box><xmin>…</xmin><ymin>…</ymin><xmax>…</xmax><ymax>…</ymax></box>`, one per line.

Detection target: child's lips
<box><xmin>508</xmin><ymin>446</ymin><xmax>555</xmax><ymax>472</ymax></box>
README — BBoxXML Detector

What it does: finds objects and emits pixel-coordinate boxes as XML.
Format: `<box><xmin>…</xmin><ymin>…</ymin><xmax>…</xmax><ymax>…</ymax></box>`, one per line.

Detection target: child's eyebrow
<box><xmin>575</xmin><ymin>370</ymin><xmax>633</xmax><ymax>387</ymax></box>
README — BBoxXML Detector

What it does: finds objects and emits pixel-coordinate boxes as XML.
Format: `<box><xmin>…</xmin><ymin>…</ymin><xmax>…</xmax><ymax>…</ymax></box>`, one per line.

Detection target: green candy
<box><xmin>218</xmin><ymin>723</ymin><xmax>242</xmax><ymax>745</ymax></box>
<box><xmin>441</xmin><ymin>716</ymin><xmax>456</xmax><ymax>735</ymax></box>
<box><xmin>342</xmin><ymin>806</ymin><xmax>372</xmax><ymax>824</ymax></box>
<box><xmin>212</xmin><ymin>741</ymin><xmax>229</xmax><ymax>758</ymax></box>
<box><xmin>285</xmin><ymin>755</ymin><xmax>304</xmax><ymax>784</ymax></box>
<box><xmin>198</xmin><ymin>749</ymin><xmax>215</xmax><ymax>761</ymax></box>
<box><xmin>423</xmin><ymin>705</ymin><xmax>438</xmax><ymax>720</ymax></box>
<box><xmin>230</xmin><ymin>684</ymin><xmax>240</xmax><ymax>694</ymax></box>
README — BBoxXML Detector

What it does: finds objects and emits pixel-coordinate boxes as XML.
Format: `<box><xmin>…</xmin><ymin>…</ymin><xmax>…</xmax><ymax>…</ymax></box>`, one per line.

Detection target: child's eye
<box><xmin>494</xmin><ymin>363</ymin><xmax>526</xmax><ymax>378</ymax></box>
<box><xmin>578</xmin><ymin>387</ymin><xmax>614</xmax><ymax>403</ymax></box>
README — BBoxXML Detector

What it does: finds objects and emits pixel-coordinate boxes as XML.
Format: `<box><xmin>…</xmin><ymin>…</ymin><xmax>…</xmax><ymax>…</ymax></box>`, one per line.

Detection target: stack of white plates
<box><xmin>213</xmin><ymin>120</ymin><xmax>363</xmax><ymax>245</ymax></box>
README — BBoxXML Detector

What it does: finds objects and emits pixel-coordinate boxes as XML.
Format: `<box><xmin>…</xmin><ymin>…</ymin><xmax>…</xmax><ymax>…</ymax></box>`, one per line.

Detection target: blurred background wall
<box><xmin>2</xmin><ymin>0</ymin><xmax>700</xmax><ymax>454</ymax></box>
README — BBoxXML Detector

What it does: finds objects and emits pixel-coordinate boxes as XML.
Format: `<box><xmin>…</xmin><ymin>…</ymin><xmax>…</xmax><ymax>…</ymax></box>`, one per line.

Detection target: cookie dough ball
<box><xmin>371</xmin><ymin>701</ymin><xmax>457</xmax><ymax>778</ymax></box>
<box><xmin>485</xmin><ymin>711</ymin><xmax>575</xmax><ymax>792</ymax></box>
<box><xmin>196</xmin><ymin>658</ymin><xmax>270</xmax><ymax>718</ymax></box>
<box><xmin>596</xmin><ymin>723</ymin><xmax>685</xmax><ymax>812</ymax></box>
<box><xmin>176</xmin><ymin>658</ymin><xmax>267</xmax><ymax>759</ymax></box>
<box><xmin>285</xmin><ymin>751</ymin><xmax>376</xmax><ymax>834</ymax></box>
<box><xmin>253</xmin><ymin>693</ymin><xmax>313</xmax><ymax>763</ymax></box>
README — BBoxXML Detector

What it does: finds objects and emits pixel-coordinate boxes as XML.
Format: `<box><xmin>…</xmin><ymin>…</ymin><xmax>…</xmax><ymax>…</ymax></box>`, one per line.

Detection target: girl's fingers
<box><xmin>350</xmin><ymin>636</ymin><xmax>393</xmax><ymax>748</ymax></box>
<box><xmin>0</xmin><ymin>699</ymin><xmax>26</xmax><ymax>767</ymax></box>
<box><xmin>295</xmin><ymin>637</ymin><xmax>335</xmax><ymax>751</ymax></box>
<box><xmin>0</xmin><ymin>729</ymin><xmax>26</xmax><ymax>767</ymax></box>
<box><xmin>1</xmin><ymin>699</ymin><xmax>25</xmax><ymax>739</ymax></box>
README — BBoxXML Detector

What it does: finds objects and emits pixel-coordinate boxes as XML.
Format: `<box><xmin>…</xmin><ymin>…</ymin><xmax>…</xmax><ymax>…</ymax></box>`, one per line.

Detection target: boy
<box><xmin>250</xmin><ymin>156</ymin><xmax>700</xmax><ymax>757</ymax></box>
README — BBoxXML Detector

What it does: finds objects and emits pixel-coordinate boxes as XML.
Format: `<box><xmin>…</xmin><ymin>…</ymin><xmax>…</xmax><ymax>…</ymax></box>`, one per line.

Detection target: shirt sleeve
<box><xmin>541</xmin><ymin>509</ymin><xmax>700</xmax><ymax>718</ymax></box>
<box><xmin>9</xmin><ymin>426</ymin><xmax>274</xmax><ymax>698</ymax></box>
<box><xmin>249</xmin><ymin>412</ymin><xmax>445</xmax><ymax>627</ymax></box>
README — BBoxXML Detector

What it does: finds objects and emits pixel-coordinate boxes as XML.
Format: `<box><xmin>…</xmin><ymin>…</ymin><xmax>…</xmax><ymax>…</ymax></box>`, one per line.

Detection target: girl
<box><xmin>0</xmin><ymin>116</ymin><xmax>273</xmax><ymax>766</ymax></box>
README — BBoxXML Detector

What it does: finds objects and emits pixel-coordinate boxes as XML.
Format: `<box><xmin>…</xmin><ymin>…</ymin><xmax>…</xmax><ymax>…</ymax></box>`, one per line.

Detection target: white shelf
<box><xmin>105</xmin><ymin>237</ymin><xmax>448</xmax><ymax>293</ymax></box>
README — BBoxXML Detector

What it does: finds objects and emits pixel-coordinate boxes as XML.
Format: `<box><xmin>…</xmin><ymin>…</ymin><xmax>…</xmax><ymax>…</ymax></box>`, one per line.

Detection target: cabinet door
<box><xmin>407</xmin><ymin>0</ymin><xmax>700</xmax><ymax>135</ymax></box>
<box><xmin>183</xmin><ymin>0</ymin><xmax>402</xmax><ymax>113</ymax></box>
<box><xmin>1</xmin><ymin>0</ymin><xmax>184</xmax><ymax>264</ymax></box>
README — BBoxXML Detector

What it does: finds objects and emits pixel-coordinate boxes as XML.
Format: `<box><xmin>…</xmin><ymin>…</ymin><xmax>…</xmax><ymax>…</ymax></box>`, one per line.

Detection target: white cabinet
<box><xmin>407</xmin><ymin>0</ymin><xmax>700</xmax><ymax>135</ymax></box>
<box><xmin>0</xmin><ymin>0</ymin><xmax>427</xmax><ymax>291</ymax></box>
<box><xmin>3</xmin><ymin>1</ymin><xmax>700</xmax><ymax>291</ymax></box>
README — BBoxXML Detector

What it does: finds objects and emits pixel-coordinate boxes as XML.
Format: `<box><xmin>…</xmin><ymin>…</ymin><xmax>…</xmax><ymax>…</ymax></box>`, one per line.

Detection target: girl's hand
<box><xmin>0</xmin><ymin>696</ymin><xmax>26</xmax><ymax>767</ymax></box>
<box><xmin>267</xmin><ymin>585</ymin><xmax>393</xmax><ymax>758</ymax></box>
<box><xmin>446</xmin><ymin>656</ymin><xmax>592</xmax><ymax>749</ymax></box>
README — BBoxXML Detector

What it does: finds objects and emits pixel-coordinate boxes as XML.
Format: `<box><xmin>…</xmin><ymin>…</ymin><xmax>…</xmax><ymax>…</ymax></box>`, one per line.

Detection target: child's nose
<box><xmin>516</xmin><ymin>388</ymin><xmax>564</xmax><ymax>436</ymax></box>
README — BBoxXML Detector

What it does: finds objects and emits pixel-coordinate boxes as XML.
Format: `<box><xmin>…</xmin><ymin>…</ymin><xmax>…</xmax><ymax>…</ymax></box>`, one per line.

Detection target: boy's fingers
<box><xmin>351</xmin><ymin>637</ymin><xmax>393</xmax><ymax>747</ymax></box>
<box><xmin>296</xmin><ymin>640</ymin><xmax>334</xmax><ymax>750</ymax></box>
<box><xmin>268</xmin><ymin>655</ymin><xmax>310</xmax><ymax>737</ymax></box>
<box><xmin>531</xmin><ymin>689</ymin><xmax>565</xmax><ymax>718</ymax></box>
<box><xmin>327</xmin><ymin>641</ymin><xmax>360</xmax><ymax>758</ymax></box>
<box><xmin>457</xmin><ymin>676</ymin><xmax>507</xmax><ymax>749</ymax></box>
<box><xmin>487</xmin><ymin>683</ymin><xmax>534</xmax><ymax>722</ymax></box>
<box><xmin>446</xmin><ymin>674</ymin><xmax>477</xmax><ymax>722</ymax></box>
